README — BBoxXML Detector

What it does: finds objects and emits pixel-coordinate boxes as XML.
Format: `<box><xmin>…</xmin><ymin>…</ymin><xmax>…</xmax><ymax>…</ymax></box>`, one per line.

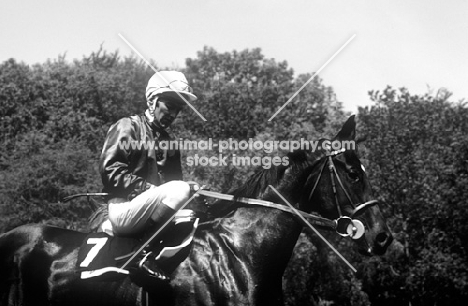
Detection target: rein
<box><xmin>197</xmin><ymin>189</ymin><xmax>378</xmax><ymax>236</ymax></box>
<box><xmin>197</xmin><ymin>189</ymin><xmax>336</xmax><ymax>229</ymax></box>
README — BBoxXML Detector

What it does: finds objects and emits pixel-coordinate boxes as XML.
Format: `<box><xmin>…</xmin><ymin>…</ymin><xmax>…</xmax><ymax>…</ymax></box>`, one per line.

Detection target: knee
<box><xmin>174</xmin><ymin>180</ymin><xmax>191</xmax><ymax>199</ymax></box>
<box><xmin>162</xmin><ymin>181</ymin><xmax>190</xmax><ymax>210</ymax></box>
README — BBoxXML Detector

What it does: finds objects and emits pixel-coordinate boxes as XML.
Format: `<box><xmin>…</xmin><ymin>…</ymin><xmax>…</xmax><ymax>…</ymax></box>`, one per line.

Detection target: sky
<box><xmin>1</xmin><ymin>0</ymin><xmax>467</xmax><ymax>112</ymax></box>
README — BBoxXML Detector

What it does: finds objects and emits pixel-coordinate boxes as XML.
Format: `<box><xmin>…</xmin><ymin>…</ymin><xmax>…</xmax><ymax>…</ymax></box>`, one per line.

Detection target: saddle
<box><xmin>76</xmin><ymin>209</ymin><xmax>199</xmax><ymax>284</ymax></box>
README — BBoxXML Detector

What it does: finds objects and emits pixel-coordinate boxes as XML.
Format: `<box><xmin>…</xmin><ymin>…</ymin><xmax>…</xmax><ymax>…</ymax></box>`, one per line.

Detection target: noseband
<box><xmin>307</xmin><ymin>148</ymin><xmax>377</xmax><ymax>239</ymax></box>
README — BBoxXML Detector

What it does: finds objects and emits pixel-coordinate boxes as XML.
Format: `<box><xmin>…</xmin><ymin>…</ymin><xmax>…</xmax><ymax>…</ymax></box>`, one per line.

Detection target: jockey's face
<box><xmin>153</xmin><ymin>98</ymin><xmax>183</xmax><ymax>129</ymax></box>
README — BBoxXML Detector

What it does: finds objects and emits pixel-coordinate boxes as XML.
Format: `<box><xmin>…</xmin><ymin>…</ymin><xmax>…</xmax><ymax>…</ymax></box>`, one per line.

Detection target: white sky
<box><xmin>1</xmin><ymin>0</ymin><xmax>467</xmax><ymax>111</ymax></box>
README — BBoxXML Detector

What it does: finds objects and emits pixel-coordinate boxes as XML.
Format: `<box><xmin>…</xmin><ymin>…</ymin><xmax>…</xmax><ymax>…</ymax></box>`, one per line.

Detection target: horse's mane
<box><xmin>232</xmin><ymin>165</ymin><xmax>286</xmax><ymax>199</ymax></box>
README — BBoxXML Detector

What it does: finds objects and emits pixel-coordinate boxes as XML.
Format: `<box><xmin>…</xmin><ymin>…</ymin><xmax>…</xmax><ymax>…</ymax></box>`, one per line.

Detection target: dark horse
<box><xmin>0</xmin><ymin>116</ymin><xmax>393</xmax><ymax>305</ymax></box>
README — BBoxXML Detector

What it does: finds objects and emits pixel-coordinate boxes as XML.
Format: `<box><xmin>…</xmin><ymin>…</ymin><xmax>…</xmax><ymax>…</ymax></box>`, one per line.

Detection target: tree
<box><xmin>358</xmin><ymin>86</ymin><xmax>468</xmax><ymax>305</ymax></box>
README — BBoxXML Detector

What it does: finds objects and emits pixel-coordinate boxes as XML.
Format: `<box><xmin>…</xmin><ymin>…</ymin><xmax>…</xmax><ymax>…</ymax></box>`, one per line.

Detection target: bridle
<box><xmin>306</xmin><ymin>148</ymin><xmax>378</xmax><ymax>240</ymax></box>
<box><xmin>196</xmin><ymin>148</ymin><xmax>378</xmax><ymax>240</ymax></box>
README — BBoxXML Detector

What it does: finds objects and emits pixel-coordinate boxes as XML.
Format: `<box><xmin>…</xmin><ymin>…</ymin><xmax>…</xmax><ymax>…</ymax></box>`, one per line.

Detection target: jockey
<box><xmin>99</xmin><ymin>71</ymin><xmax>198</xmax><ymax>281</ymax></box>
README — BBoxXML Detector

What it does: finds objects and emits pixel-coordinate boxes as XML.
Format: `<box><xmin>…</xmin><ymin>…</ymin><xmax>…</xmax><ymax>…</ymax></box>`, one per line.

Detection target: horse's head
<box><xmin>300</xmin><ymin>115</ymin><xmax>393</xmax><ymax>256</ymax></box>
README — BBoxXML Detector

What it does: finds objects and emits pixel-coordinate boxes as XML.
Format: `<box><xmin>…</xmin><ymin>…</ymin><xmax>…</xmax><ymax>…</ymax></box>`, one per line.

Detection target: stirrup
<box><xmin>138</xmin><ymin>252</ymin><xmax>170</xmax><ymax>282</ymax></box>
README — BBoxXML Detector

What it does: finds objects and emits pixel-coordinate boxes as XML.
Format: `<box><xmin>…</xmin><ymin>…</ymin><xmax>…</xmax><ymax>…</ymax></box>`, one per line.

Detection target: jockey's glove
<box><xmin>187</xmin><ymin>181</ymin><xmax>210</xmax><ymax>206</ymax></box>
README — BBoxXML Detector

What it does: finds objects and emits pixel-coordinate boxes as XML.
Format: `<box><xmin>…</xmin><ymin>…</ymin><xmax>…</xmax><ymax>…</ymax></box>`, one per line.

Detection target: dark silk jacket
<box><xmin>99</xmin><ymin>113</ymin><xmax>183</xmax><ymax>200</ymax></box>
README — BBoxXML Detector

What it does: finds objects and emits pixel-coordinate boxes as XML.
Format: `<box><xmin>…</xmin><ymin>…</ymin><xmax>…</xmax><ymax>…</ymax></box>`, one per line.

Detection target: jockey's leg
<box><xmin>108</xmin><ymin>180</ymin><xmax>190</xmax><ymax>236</ymax></box>
<box><xmin>107</xmin><ymin>181</ymin><xmax>190</xmax><ymax>281</ymax></box>
<box><xmin>148</xmin><ymin>180</ymin><xmax>191</xmax><ymax>229</ymax></box>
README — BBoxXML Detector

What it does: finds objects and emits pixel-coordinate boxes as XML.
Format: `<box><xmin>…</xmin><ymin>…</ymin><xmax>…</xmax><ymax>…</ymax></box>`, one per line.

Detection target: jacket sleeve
<box><xmin>99</xmin><ymin>118</ymin><xmax>146</xmax><ymax>198</ymax></box>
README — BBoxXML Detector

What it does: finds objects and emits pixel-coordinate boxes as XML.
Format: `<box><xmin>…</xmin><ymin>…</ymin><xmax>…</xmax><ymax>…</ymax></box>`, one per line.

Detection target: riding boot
<box><xmin>137</xmin><ymin>204</ymin><xmax>176</xmax><ymax>282</ymax></box>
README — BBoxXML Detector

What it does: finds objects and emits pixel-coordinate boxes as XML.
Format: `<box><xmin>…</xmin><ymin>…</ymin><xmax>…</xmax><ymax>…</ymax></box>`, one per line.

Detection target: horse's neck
<box><xmin>223</xmin><ymin>205</ymin><xmax>302</xmax><ymax>277</ymax></box>
<box><xmin>222</xmin><ymin>165</ymin><xmax>309</xmax><ymax>276</ymax></box>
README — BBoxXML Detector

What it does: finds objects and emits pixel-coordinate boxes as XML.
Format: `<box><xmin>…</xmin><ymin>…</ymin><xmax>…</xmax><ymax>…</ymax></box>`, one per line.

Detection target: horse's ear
<box><xmin>334</xmin><ymin>115</ymin><xmax>356</xmax><ymax>141</ymax></box>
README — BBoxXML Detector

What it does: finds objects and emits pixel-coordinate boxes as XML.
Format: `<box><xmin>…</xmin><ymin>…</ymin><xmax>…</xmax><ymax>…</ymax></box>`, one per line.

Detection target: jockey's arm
<box><xmin>99</xmin><ymin>118</ymin><xmax>148</xmax><ymax>199</ymax></box>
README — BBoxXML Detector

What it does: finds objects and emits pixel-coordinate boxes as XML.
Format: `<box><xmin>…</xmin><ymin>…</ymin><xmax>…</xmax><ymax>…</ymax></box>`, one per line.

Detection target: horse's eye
<box><xmin>348</xmin><ymin>171</ymin><xmax>360</xmax><ymax>183</ymax></box>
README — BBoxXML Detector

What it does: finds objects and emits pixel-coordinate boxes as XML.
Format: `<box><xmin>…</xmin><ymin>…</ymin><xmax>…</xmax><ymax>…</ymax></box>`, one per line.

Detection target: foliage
<box><xmin>358</xmin><ymin>87</ymin><xmax>468</xmax><ymax>305</ymax></box>
<box><xmin>176</xmin><ymin>46</ymin><xmax>343</xmax><ymax>192</ymax></box>
<box><xmin>0</xmin><ymin>50</ymin><xmax>153</xmax><ymax>231</ymax></box>
<box><xmin>283</xmin><ymin>232</ymin><xmax>371</xmax><ymax>306</ymax></box>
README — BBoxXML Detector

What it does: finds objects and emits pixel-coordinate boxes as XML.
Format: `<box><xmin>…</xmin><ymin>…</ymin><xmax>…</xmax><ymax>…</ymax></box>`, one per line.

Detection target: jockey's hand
<box><xmin>187</xmin><ymin>181</ymin><xmax>201</xmax><ymax>193</ymax></box>
<box><xmin>187</xmin><ymin>181</ymin><xmax>210</xmax><ymax>206</ymax></box>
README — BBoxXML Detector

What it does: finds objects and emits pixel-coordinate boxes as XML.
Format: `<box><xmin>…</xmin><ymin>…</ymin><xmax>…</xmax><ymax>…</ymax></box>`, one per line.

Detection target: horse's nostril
<box><xmin>376</xmin><ymin>233</ymin><xmax>389</xmax><ymax>246</ymax></box>
<box><xmin>372</xmin><ymin>232</ymin><xmax>393</xmax><ymax>255</ymax></box>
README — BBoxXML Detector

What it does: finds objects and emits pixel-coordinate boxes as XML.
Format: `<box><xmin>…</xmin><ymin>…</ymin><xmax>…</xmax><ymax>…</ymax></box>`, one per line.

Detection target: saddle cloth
<box><xmin>76</xmin><ymin>210</ymin><xmax>199</xmax><ymax>282</ymax></box>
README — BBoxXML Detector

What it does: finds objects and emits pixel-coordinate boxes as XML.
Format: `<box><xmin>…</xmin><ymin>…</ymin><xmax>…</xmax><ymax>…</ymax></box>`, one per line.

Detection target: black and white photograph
<box><xmin>1</xmin><ymin>0</ymin><xmax>467</xmax><ymax>305</ymax></box>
